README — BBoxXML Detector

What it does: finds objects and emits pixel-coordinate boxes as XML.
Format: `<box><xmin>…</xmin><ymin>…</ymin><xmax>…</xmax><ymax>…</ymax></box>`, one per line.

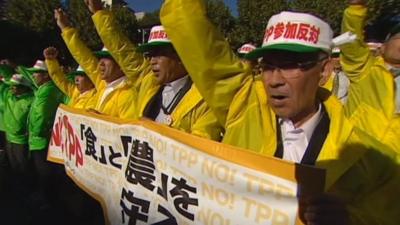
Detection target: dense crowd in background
<box><xmin>1</xmin><ymin>0</ymin><xmax>400</xmax><ymax>224</ymax></box>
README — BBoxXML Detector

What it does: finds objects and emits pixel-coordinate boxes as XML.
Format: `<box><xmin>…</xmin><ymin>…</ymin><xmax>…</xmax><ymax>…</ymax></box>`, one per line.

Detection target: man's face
<box><xmin>261</xmin><ymin>50</ymin><xmax>330</xmax><ymax>123</ymax></box>
<box><xmin>382</xmin><ymin>34</ymin><xmax>400</xmax><ymax>67</ymax></box>
<box><xmin>147</xmin><ymin>46</ymin><xmax>187</xmax><ymax>84</ymax></box>
<box><xmin>98</xmin><ymin>58</ymin><xmax>123</xmax><ymax>83</ymax></box>
<box><xmin>32</xmin><ymin>72</ymin><xmax>49</xmax><ymax>86</ymax></box>
<box><xmin>75</xmin><ymin>75</ymin><xmax>94</xmax><ymax>93</ymax></box>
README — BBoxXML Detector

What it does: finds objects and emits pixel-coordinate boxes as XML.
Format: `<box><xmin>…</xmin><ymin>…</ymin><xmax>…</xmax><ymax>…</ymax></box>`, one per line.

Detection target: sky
<box><xmin>126</xmin><ymin>0</ymin><xmax>238</xmax><ymax>16</ymax></box>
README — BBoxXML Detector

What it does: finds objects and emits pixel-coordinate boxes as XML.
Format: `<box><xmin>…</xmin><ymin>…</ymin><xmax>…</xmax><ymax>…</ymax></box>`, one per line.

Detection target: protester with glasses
<box><xmin>81</xmin><ymin>0</ymin><xmax>223</xmax><ymax>141</ymax></box>
<box><xmin>160</xmin><ymin>0</ymin><xmax>400</xmax><ymax>224</ymax></box>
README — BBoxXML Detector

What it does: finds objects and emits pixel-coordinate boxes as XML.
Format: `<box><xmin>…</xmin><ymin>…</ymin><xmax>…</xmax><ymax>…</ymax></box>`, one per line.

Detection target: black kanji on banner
<box><xmin>81</xmin><ymin>124</ymin><xmax>98</xmax><ymax>160</ymax></box>
<box><xmin>157</xmin><ymin>173</ymin><xmax>198</xmax><ymax>221</ymax></box>
<box><xmin>120</xmin><ymin>188</ymin><xmax>150</xmax><ymax>225</ymax></box>
<box><xmin>81</xmin><ymin>124</ymin><xmax>123</xmax><ymax>169</ymax></box>
<box><xmin>169</xmin><ymin>177</ymin><xmax>198</xmax><ymax>220</ymax></box>
<box><xmin>125</xmin><ymin>139</ymin><xmax>156</xmax><ymax>191</ymax></box>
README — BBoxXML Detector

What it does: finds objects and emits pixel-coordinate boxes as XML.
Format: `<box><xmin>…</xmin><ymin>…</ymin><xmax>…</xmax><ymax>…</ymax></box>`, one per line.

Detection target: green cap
<box><xmin>94</xmin><ymin>47</ymin><xmax>112</xmax><ymax>59</ymax></box>
<box><xmin>66</xmin><ymin>65</ymin><xmax>86</xmax><ymax>82</ymax></box>
<box><xmin>16</xmin><ymin>66</ymin><xmax>39</xmax><ymax>89</ymax></box>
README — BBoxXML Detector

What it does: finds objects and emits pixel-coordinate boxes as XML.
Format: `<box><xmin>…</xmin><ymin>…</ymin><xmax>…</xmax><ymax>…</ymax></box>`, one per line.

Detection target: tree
<box><xmin>3</xmin><ymin>0</ymin><xmax>64</xmax><ymax>64</ymax></box>
<box><xmin>67</xmin><ymin>0</ymin><xmax>101</xmax><ymax>49</ymax></box>
<box><xmin>112</xmin><ymin>5</ymin><xmax>141</xmax><ymax>44</ymax></box>
<box><xmin>289</xmin><ymin>0</ymin><xmax>347</xmax><ymax>35</ymax></box>
<box><xmin>137</xmin><ymin>10</ymin><xmax>160</xmax><ymax>28</ymax></box>
<box><xmin>230</xmin><ymin>0</ymin><xmax>288</xmax><ymax>48</ymax></box>
<box><xmin>4</xmin><ymin>0</ymin><xmax>61</xmax><ymax>33</ymax></box>
<box><xmin>289</xmin><ymin>0</ymin><xmax>400</xmax><ymax>36</ymax></box>
<box><xmin>205</xmin><ymin>0</ymin><xmax>236</xmax><ymax>38</ymax></box>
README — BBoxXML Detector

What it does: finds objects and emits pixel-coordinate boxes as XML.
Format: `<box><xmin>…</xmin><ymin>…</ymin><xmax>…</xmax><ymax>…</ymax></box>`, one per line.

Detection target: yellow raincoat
<box><xmin>161</xmin><ymin>0</ymin><xmax>400</xmax><ymax>224</ymax></box>
<box><xmin>61</xmin><ymin>27</ymin><xmax>137</xmax><ymax>119</ymax></box>
<box><xmin>90</xmin><ymin>11</ymin><xmax>223</xmax><ymax>141</ymax></box>
<box><xmin>341</xmin><ymin>5</ymin><xmax>400</xmax><ymax>152</ymax></box>
<box><xmin>46</xmin><ymin>59</ymin><xmax>97</xmax><ymax>109</ymax></box>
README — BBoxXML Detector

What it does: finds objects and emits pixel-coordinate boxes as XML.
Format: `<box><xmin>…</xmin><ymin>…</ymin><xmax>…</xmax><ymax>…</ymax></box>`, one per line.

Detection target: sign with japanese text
<box><xmin>48</xmin><ymin>105</ymin><xmax>325</xmax><ymax>225</ymax></box>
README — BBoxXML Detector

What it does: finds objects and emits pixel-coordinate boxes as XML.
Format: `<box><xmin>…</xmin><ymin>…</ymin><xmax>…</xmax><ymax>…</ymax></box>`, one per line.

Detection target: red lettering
<box><xmin>264</xmin><ymin>26</ymin><xmax>274</xmax><ymax>42</ymax></box>
<box><xmin>273</xmin><ymin>22</ymin><xmax>285</xmax><ymax>40</ymax></box>
<box><xmin>308</xmin><ymin>25</ymin><xmax>320</xmax><ymax>44</ymax></box>
<box><xmin>50</xmin><ymin>114</ymin><xmax>83</xmax><ymax>167</ymax></box>
<box><xmin>296</xmin><ymin>23</ymin><xmax>310</xmax><ymax>41</ymax></box>
<box><xmin>284</xmin><ymin>22</ymin><xmax>298</xmax><ymax>39</ymax></box>
<box><xmin>50</xmin><ymin>116</ymin><xmax>62</xmax><ymax>147</ymax></box>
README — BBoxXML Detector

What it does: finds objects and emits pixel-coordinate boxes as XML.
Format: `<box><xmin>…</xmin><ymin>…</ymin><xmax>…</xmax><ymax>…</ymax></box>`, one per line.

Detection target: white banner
<box><xmin>48</xmin><ymin>105</ymin><xmax>325</xmax><ymax>225</ymax></box>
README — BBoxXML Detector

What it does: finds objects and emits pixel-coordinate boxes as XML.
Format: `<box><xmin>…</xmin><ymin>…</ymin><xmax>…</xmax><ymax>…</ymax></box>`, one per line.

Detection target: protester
<box><xmin>0</xmin><ymin>64</ymin><xmax>17</xmax><ymax>196</ymax></box>
<box><xmin>341</xmin><ymin>0</ymin><xmax>400</xmax><ymax>152</ymax></box>
<box><xmin>160</xmin><ymin>0</ymin><xmax>400</xmax><ymax>224</ymax></box>
<box><xmin>82</xmin><ymin>0</ymin><xmax>223</xmax><ymax>141</ymax></box>
<box><xmin>3</xmin><ymin>74</ymin><xmax>34</xmax><ymax>171</ymax></box>
<box><xmin>0</xmin><ymin>64</ymin><xmax>14</xmax><ymax>175</ymax></box>
<box><xmin>330</xmin><ymin>47</ymin><xmax>350</xmax><ymax>103</ymax></box>
<box><xmin>1</xmin><ymin>73</ymin><xmax>35</xmax><ymax>195</ymax></box>
<box><xmin>23</xmin><ymin>60</ymin><xmax>64</xmax><ymax>222</ymax></box>
<box><xmin>44</xmin><ymin>47</ymin><xmax>97</xmax><ymax>109</ymax></box>
<box><xmin>237</xmin><ymin>43</ymin><xmax>261</xmax><ymax>75</ymax></box>
<box><xmin>54</xmin><ymin>9</ymin><xmax>138</xmax><ymax>119</ymax></box>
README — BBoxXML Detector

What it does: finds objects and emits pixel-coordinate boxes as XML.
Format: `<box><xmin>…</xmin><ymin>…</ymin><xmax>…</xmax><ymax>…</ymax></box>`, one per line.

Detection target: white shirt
<box><xmin>97</xmin><ymin>76</ymin><xmax>126</xmax><ymax>109</ymax></box>
<box><xmin>387</xmin><ymin>64</ymin><xmax>400</xmax><ymax>114</ymax></box>
<box><xmin>155</xmin><ymin>75</ymin><xmax>189</xmax><ymax>124</ymax></box>
<box><xmin>279</xmin><ymin>104</ymin><xmax>323</xmax><ymax>163</ymax></box>
<box><xmin>333</xmin><ymin>71</ymin><xmax>350</xmax><ymax>104</ymax></box>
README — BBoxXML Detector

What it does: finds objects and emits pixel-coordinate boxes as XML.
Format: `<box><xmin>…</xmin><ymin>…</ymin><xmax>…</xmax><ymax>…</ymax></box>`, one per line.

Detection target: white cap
<box><xmin>238</xmin><ymin>43</ymin><xmax>256</xmax><ymax>55</ymax></box>
<box><xmin>247</xmin><ymin>11</ymin><xmax>333</xmax><ymax>59</ymax></box>
<box><xmin>9</xmin><ymin>74</ymin><xmax>32</xmax><ymax>87</ymax></box>
<box><xmin>148</xmin><ymin>25</ymin><xmax>171</xmax><ymax>44</ymax></box>
<box><xmin>32</xmin><ymin>60</ymin><xmax>48</xmax><ymax>71</ymax></box>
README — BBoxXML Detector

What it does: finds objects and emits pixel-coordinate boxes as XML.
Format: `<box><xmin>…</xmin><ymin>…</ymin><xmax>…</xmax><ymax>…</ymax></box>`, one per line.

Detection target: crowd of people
<box><xmin>1</xmin><ymin>0</ymin><xmax>400</xmax><ymax>224</ymax></box>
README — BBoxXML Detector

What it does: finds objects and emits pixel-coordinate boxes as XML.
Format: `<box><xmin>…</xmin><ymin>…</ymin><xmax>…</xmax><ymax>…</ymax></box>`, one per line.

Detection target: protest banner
<box><xmin>48</xmin><ymin>105</ymin><xmax>325</xmax><ymax>225</ymax></box>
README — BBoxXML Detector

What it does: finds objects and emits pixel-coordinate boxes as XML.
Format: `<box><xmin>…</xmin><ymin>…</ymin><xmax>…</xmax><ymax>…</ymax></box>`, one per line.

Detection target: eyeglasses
<box><xmin>260</xmin><ymin>56</ymin><xmax>328</xmax><ymax>75</ymax></box>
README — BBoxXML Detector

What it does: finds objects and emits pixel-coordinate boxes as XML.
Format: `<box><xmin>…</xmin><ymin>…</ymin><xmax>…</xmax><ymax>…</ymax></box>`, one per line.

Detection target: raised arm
<box><xmin>55</xmin><ymin>8</ymin><xmax>102</xmax><ymax>89</ymax></box>
<box><xmin>160</xmin><ymin>0</ymin><xmax>251</xmax><ymax>126</ymax></box>
<box><xmin>85</xmin><ymin>0</ymin><xmax>151</xmax><ymax>89</ymax></box>
<box><xmin>340</xmin><ymin>0</ymin><xmax>374</xmax><ymax>81</ymax></box>
<box><xmin>43</xmin><ymin>47</ymin><xmax>76</xmax><ymax>97</ymax></box>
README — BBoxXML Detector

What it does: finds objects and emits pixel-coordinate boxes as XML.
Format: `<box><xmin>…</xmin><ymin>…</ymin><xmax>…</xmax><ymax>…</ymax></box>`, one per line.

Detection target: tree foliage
<box><xmin>4</xmin><ymin>0</ymin><xmax>61</xmax><ymax>33</ymax></box>
<box><xmin>67</xmin><ymin>0</ymin><xmax>101</xmax><ymax>49</ymax></box>
<box><xmin>137</xmin><ymin>9</ymin><xmax>160</xmax><ymax>28</ymax></box>
<box><xmin>3</xmin><ymin>0</ymin><xmax>400</xmax><ymax>64</ymax></box>
<box><xmin>206</xmin><ymin>0</ymin><xmax>236</xmax><ymax>38</ymax></box>
<box><xmin>289</xmin><ymin>0</ymin><xmax>346</xmax><ymax>35</ymax></box>
<box><xmin>230</xmin><ymin>0</ymin><xmax>288</xmax><ymax>48</ymax></box>
<box><xmin>112</xmin><ymin>6</ymin><xmax>140</xmax><ymax>44</ymax></box>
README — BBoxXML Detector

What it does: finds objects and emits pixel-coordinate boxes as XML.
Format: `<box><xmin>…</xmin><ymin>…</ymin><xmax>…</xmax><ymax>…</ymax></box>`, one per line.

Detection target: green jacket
<box><xmin>28</xmin><ymin>81</ymin><xmax>64</xmax><ymax>150</ymax></box>
<box><xmin>2</xmin><ymin>87</ymin><xmax>34</xmax><ymax>144</ymax></box>
<box><xmin>0</xmin><ymin>82</ymin><xmax>8</xmax><ymax>131</ymax></box>
<box><xmin>160</xmin><ymin>0</ymin><xmax>400</xmax><ymax>224</ymax></box>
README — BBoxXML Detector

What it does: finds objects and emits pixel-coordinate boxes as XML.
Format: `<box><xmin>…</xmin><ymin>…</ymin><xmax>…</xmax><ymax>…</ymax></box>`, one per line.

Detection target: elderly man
<box><xmin>54</xmin><ymin>8</ymin><xmax>137</xmax><ymax>119</ymax></box>
<box><xmin>160</xmin><ymin>0</ymin><xmax>400</xmax><ymax>224</ymax></box>
<box><xmin>341</xmin><ymin>0</ymin><xmax>400</xmax><ymax>152</ymax></box>
<box><xmin>80</xmin><ymin>0</ymin><xmax>223</xmax><ymax>141</ymax></box>
<box><xmin>44</xmin><ymin>47</ymin><xmax>97</xmax><ymax>109</ymax></box>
